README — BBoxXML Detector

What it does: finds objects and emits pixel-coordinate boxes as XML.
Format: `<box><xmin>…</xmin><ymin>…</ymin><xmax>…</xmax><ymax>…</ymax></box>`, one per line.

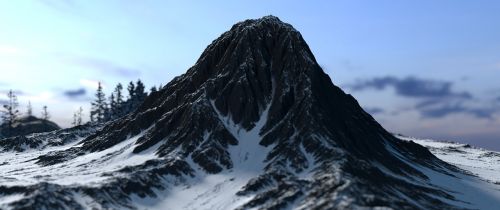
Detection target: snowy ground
<box><xmin>399</xmin><ymin>135</ymin><xmax>500</xmax><ymax>184</ymax></box>
<box><xmin>1</xmin><ymin>128</ymin><xmax>499</xmax><ymax>209</ymax></box>
<box><xmin>398</xmin><ymin>135</ymin><xmax>500</xmax><ymax>210</ymax></box>
<box><xmin>131</xmin><ymin>101</ymin><xmax>276</xmax><ymax>210</ymax></box>
<box><xmin>0</xmin><ymin>131</ymin><xmax>160</xmax><ymax>187</ymax></box>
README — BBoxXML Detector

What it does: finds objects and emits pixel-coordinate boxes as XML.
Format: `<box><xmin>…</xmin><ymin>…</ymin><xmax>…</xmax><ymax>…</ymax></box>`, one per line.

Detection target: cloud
<box><xmin>18</xmin><ymin>91</ymin><xmax>56</xmax><ymax>103</ymax></box>
<box><xmin>348</xmin><ymin>76</ymin><xmax>500</xmax><ymax>120</ymax></box>
<box><xmin>348</xmin><ymin>76</ymin><xmax>471</xmax><ymax>99</ymax></box>
<box><xmin>63</xmin><ymin>88</ymin><xmax>86</xmax><ymax>98</ymax></box>
<box><xmin>0</xmin><ymin>89</ymin><xmax>25</xmax><ymax>96</ymax></box>
<box><xmin>70</xmin><ymin>57</ymin><xmax>141</xmax><ymax>78</ymax></box>
<box><xmin>419</xmin><ymin>103</ymin><xmax>496</xmax><ymax>119</ymax></box>
<box><xmin>0</xmin><ymin>99</ymin><xmax>7</xmax><ymax>106</ymax></box>
<box><xmin>364</xmin><ymin>107</ymin><xmax>385</xmax><ymax>115</ymax></box>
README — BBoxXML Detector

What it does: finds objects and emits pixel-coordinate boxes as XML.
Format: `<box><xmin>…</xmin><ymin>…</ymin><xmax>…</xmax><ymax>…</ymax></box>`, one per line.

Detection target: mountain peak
<box><xmin>229</xmin><ymin>15</ymin><xmax>297</xmax><ymax>33</ymax></box>
<box><xmin>8</xmin><ymin>16</ymin><xmax>479</xmax><ymax>210</ymax></box>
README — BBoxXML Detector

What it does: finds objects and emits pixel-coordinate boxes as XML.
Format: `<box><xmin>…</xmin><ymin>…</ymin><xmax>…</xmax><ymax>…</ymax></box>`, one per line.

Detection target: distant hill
<box><xmin>0</xmin><ymin>116</ymin><xmax>60</xmax><ymax>138</ymax></box>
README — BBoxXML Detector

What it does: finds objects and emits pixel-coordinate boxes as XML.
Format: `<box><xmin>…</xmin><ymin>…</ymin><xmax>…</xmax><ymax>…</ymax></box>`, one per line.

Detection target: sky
<box><xmin>0</xmin><ymin>0</ymin><xmax>499</xmax><ymax>150</ymax></box>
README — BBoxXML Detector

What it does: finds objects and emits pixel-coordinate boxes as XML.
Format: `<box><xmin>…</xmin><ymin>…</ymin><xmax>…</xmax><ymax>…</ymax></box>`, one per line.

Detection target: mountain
<box><xmin>0</xmin><ymin>116</ymin><xmax>60</xmax><ymax>138</ymax></box>
<box><xmin>0</xmin><ymin>16</ymin><xmax>499</xmax><ymax>210</ymax></box>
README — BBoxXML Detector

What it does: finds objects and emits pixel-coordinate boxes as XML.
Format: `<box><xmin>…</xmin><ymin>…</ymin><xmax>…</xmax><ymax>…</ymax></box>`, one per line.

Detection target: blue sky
<box><xmin>1</xmin><ymin>0</ymin><xmax>499</xmax><ymax>150</ymax></box>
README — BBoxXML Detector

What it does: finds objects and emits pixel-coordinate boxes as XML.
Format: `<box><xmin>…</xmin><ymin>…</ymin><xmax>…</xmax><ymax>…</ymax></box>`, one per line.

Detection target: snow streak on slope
<box><xmin>132</xmin><ymin>100</ymin><xmax>275</xmax><ymax>210</ymax></box>
<box><xmin>0</xmin><ymin>130</ymin><xmax>159</xmax><ymax>187</ymax></box>
<box><xmin>398</xmin><ymin>135</ymin><xmax>500</xmax><ymax>210</ymax></box>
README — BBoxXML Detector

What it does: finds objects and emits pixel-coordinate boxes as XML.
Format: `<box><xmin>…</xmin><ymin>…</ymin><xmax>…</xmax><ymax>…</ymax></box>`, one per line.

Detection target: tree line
<box><xmin>1</xmin><ymin>79</ymin><xmax>158</xmax><ymax>132</ymax></box>
<box><xmin>0</xmin><ymin>90</ymin><xmax>52</xmax><ymax>134</ymax></box>
<box><xmin>87</xmin><ymin>79</ymin><xmax>159</xmax><ymax>125</ymax></box>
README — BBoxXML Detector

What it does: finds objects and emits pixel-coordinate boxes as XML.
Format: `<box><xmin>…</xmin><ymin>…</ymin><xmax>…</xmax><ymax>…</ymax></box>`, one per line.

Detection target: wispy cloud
<box><xmin>69</xmin><ymin>57</ymin><xmax>141</xmax><ymax>78</ymax></box>
<box><xmin>37</xmin><ymin>0</ymin><xmax>79</xmax><ymax>14</ymax></box>
<box><xmin>79</xmin><ymin>79</ymin><xmax>103</xmax><ymax>90</ymax></box>
<box><xmin>18</xmin><ymin>91</ymin><xmax>56</xmax><ymax>103</ymax></box>
<box><xmin>339</xmin><ymin>59</ymin><xmax>363</xmax><ymax>71</ymax></box>
<box><xmin>0</xmin><ymin>89</ymin><xmax>25</xmax><ymax>96</ymax></box>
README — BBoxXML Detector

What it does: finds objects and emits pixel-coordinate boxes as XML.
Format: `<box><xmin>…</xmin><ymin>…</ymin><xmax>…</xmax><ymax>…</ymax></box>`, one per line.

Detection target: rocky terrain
<box><xmin>0</xmin><ymin>16</ymin><xmax>499</xmax><ymax>210</ymax></box>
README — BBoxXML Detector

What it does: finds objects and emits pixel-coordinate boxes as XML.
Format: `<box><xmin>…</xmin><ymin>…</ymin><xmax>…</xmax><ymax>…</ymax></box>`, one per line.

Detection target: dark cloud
<box><xmin>364</xmin><ymin>107</ymin><xmax>385</xmax><ymax>115</ymax></box>
<box><xmin>416</xmin><ymin>97</ymin><xmax>500</xmax><ymax>120</ymax></box>
<box><xmin>70</xmin><ymin>57</ymin><xmax>141</xmax><ymax>77</ymax></box>
<box><xmin>0</xmin><ymin>99</ymin><xmax>7</xmax><ymax>106</ymax></box>
<box><xmin>63</xmin><ymin>88</ymin><xmax>86</xmax><ymax>98</ymax></box>
<box><xmin>348</xmin><ymin>76</ymin><xmax>500</xmax><ymax>119</ymax></box>
<box><xmin>420</xmin><ymin>103</ymin><xmax>495</xmax><ymax>119</ymax></box>
<box><xmin>348</xmin><ymin>76</ymin><xmax>471</xmax><ymax>99</ymax></box>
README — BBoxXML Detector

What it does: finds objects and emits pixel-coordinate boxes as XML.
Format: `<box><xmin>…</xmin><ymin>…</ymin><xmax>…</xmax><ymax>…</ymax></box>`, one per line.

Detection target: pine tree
<box><xmin>77</xmin><ymin>107</ymin><xmax>84</xmax><ymax>125</ymax></box>
<box><xmin>134</xmin><ymin>79</ymin><xmax>147</xmax><ymax>108</ymax></box>
<box><xmin>113</xmin><ymin>83</ymin><xmax>124</xmax><ymax>118</ymax></box>
<box><xmin>1</xmin><ymin>90</ymin><xmax>20</xmax><ymax>131</ymax></box>
<box><xmin>41</xmin><ymin>105</ymin><xmax>50</xmax><ymax>120</ymax></box>
<box><xmin>150</xmin><ymin>86</ymin><xmax>157</xmax><ymax>93</ymax></box>
<box><xmin>90</xmin><ymin>82</ymin><xmax>107</xmax><ymax>123</ymax></box>
<box><xmin>72</xmin><ymin>113</ymin><xmax>77</xmax><ymax>126</ymax></box>
<box><xmin>124</xmin><ymin>81</ymin><xmax>136</xmax><ymax>114</ymax></box>
<box><xmin>109</xmin><ymin>93</ymin><xmax>116</xmax><ymax>119</ymax></box>
<box><xmin>115</xmin><ymin>83</ymin><xmax>124</xmax><ymax>104</ymax></box>
<box><xmin>26</xmin><ymin>101</ymin><xmax>33</xmax><ymax>117</ymax></box>
<box><xmin>127</xmin><ymin>81</ymin><xmax>135</xmax><ymax>100</ymax></box>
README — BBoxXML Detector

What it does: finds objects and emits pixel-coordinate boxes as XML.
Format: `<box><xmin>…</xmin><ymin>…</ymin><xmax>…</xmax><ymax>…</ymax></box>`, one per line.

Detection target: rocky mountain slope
<box><xmin>0</xmin><ymin>16</ymin><xmax>499</xmax><ymax>210</ymax></box>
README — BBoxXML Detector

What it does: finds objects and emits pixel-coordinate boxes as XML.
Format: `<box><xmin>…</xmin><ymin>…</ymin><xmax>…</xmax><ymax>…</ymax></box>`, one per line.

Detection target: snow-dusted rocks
<box><xmin>0</xmin><ymin>16</ymin><xmax>499</xmax><ymax>210</ymax></box>
<box><xmin>398</xmin><ymin>135</ymin><xmax>500</xmax><ymax>210</ymax></box>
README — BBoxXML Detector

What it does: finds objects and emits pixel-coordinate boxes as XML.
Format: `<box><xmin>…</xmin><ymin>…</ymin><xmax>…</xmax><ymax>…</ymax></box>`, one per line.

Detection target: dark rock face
<box><xmin>0</xmin><ymin>16</ymin><xmax>469</xmax><ymax>209</ymax></box>
<box><xmin>0</xmin><ymin>116</ymin><xmax>61</xmax><ymax>138</ymax></box>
